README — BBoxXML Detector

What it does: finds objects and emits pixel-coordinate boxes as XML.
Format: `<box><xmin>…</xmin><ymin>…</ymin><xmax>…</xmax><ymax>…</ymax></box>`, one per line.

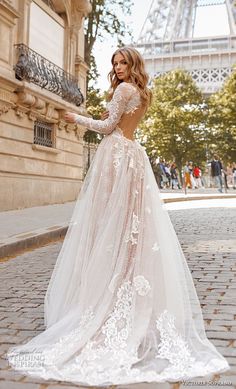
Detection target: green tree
<box><xmin>84</xmin><ymin>0</ymin><xmax>133</xmax><ymax>84</ymax></box>
<box><xmin>207</xmin><ymin>67</ymin><xmax>236</xmax><ymax>162</ymax></box>
<box><xmin>139</xmin><ymin>70</ymin><xmax>207</xmax><ymax>176</ymax></box>
<box><xmin>83</xmin><ymin>86</ymin><xmax>105</xmax><ymax>144</ymax></box>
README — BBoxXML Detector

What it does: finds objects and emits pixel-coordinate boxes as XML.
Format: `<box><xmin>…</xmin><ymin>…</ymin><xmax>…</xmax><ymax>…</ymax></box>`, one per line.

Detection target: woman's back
<box><xmin>67</xmin><ymin>82</ymin><xmax>146</xmax><ymax>140</ymax></box>
<box><xmin>107</xmin><ymin>82</ymin><xmax>147</xmax><ymax>141</ymax></box>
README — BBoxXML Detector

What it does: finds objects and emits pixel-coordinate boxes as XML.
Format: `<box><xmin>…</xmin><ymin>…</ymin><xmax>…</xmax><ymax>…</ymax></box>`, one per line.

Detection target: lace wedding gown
<box><xmin>7</xmin><ymin>82</ymin><xmax>230</xmax><ymax>385</ymax></box>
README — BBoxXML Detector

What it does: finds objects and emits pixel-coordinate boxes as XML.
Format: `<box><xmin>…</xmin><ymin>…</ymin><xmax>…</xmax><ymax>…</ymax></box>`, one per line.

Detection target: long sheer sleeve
<box><xmin>74</xmin><ymin>82</ymin><xmax>134</xmax><ymax>135</ymax></box>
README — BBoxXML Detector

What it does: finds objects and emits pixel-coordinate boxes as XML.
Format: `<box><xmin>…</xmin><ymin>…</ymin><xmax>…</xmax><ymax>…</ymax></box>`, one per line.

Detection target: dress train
<box><xmin>7</xmin><ymin>127</ymin><xmax>230</xmax><ymax>386</ymax></box>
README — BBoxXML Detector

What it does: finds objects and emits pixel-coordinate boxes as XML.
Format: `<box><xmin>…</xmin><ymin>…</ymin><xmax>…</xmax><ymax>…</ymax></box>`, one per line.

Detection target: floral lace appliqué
<box><xmin>62</xmin><ymin>277</ymin><xmax>151</xmax><ymax>381</ymax></box>
<box><xmin>155</xmin><ymin>310</ymin><xmax>195</xmax><ymax>372</ymax></box>
<box><xmin>125</xmin><ymin>91</ymin><xmax>141</xmax><ymax>115</ymax></box>
<box><xmin>152</xmin><ymin>242</ymin><xmax>160</xmax><ymax>252</ymax></box>
<box><xmin>7</xmin><ymin>307</ymin><xmax>95</xmax><ymax>370</ymax></box>
<box><xmin>112</xmin><ymin>141</ymin><xmax>123</xmax><ymax>171</ymax></box>
<box><xmin>127</xmin><ymin>148</ymin><xmax>135</xmax><ymax>169</ymax></box>
<box><xmin>101</xmin><ymin>281</ymin><xmax>134</xmax><ymax>349</ymax></box>
<box><xmin>125</xmin><ymin>212</ymin><xmax>140</xmax><ymax>245</ymax></box>
<box><xmin>43</xmin><ymin>307</ymin><xmax>94</xmax><ymax>365</ymax></box>
<box><xmin>133</xmin><ymin>275</ymin><xmax>151</xmax><ymax>296</ymax></box>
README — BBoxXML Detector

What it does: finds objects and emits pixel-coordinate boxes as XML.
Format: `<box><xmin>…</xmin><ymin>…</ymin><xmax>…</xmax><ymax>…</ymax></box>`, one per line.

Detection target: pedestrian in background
<box><xmin>156</xmin><ymin>163</ymin><xmax>163</xmax><ymax>188</ymax></box>
<box><xmin>233</xmin><ymin>162</ymin><xmax>236</xmax><ymax>189</ymax></box>
<box><xmin>183</xmin><ymin>161</ymin><xmax>192</xmax><ymax>189</ymax></box>
<box><xmin>164</xmin><ymin>162</ymin><xmax>171</xmax><ymax>188</ymax></box>
<box><xmin>226</xmin><ymin>163</ymin><xmax>233</xmax><ymax>187</ymax></box>
<box><xmin>201</xmin><ymin>165</ymin><xmax>209</xmax><ymax>188</ymax></box>
<box><xmin>193</xmin><ymin>165</ymin><xmax>202</xmax><ymax>189</ymax></box>
<box><xmin>188</xmin><ymin>161</ymin><xmax>196</xmax><ymax>189</ymax></box>
<box><xmin>211</xmin><ymin>154</ymin><xmax>223</xmax><ymax>193</ymax></box>
<box><xmin>170</xmin><ymin>163</ymin><xmax>180</xmax><ymax>189</ymax></box>
<box><xmin>159</xmin><ymin>159</ymin><xmax>168</xmax><ymax>188</ymax></box>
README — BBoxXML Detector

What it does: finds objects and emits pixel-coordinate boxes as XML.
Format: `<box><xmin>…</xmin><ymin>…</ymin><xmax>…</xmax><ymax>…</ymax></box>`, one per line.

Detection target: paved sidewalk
<box><xmin>160</xmin><ymin>188</ymin><xmax>236</xmax><ymax>203</ymax></box>
<box><xmin>0</xmin><ymin>189</ymin><xmax>236</xmax><ymax>259</ymax></box>
<box><xmin>0</xmin><ymin>202</ymin><xmax>75</xmax><ymax>259</ymax></box>
<box><xmin>0</xmin><ymin>207</ymin><xmax>235</xmax><ymax>389</ymax></box>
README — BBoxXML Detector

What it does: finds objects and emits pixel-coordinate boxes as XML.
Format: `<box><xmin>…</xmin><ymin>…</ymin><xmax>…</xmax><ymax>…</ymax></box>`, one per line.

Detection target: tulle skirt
<box><xmin>7</xmin><ymin>127</ymin><xmax>230</xmax><ymax>385</ymax></box>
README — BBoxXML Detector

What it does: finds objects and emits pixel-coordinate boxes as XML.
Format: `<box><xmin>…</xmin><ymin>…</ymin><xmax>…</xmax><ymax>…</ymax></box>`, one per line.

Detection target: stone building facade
<box><xmin>0</xmin><ymin>0</ymin><xmax>91</xmax><ymax>211</ymax></box>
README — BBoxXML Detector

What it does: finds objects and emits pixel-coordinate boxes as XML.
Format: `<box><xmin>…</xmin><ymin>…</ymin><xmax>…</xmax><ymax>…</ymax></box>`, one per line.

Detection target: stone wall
<box><xmin>0</xmin><ymin>0</ymin><xmax>91</xmax><ymax>211</ymax></box>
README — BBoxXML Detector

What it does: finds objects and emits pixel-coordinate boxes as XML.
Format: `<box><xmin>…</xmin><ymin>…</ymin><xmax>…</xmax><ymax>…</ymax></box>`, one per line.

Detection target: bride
<box><xmin>7</xmin><ymin>46</ymin><xmax>230</xmax><ymax>386</ymax></box>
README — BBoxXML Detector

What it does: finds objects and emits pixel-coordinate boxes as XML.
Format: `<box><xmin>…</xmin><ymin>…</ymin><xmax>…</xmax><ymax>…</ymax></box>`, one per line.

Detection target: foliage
<box><xmin>207</xmin><ymin>67</ymin><xmax>236</xmax><ymax>162</ymax></box>
<box><xmin>139</xmin><ymin>70</ymin><xmax>207</xmax><ymax>173</ymax></box>
<box><xmin>84</xmin><ymin>0</ymin><xmax>133</xmax><ymax>84</ymax></box>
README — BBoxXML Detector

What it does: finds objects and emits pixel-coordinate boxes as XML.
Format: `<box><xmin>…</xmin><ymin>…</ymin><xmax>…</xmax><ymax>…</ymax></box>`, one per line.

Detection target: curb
<box><xmin>1</xmin><ymin>194</ymin><xmax>235</xmax><ymax>260</ymax></box>
<box><xmin>0</xmin><ymin>225</ymin><xmax>68</xmax><ymax>260</ymax></box>
<box><xmin>163</xmin><ymin>194</ymin><xmax>236</xmax><ymax>203</ymax></box>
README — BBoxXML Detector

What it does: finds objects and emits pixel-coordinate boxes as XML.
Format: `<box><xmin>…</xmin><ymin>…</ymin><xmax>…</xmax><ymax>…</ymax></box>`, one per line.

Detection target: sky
<box><xmin>93</xmin><ymin>0</ymin><xmax>230</xmax><ymax>91</ymax></box>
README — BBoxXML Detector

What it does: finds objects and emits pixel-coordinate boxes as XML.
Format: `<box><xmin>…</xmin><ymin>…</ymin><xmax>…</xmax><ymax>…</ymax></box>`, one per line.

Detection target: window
<box><xmin>29</xmin><ymin>1</ymin><xmax>64</xmax><ymax>68</ymax></box>
<box><xmin>34</xmin><ymin>120</ymin><xmax>54</xmax><ymax>147</ymax></box>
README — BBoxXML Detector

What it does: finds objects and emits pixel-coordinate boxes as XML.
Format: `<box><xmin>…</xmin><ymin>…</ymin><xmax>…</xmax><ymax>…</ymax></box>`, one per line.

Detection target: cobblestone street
<box><xmin>0</xmin><ymin>207</ymin><xmax>235</xmax><ymax>389</ymax></box>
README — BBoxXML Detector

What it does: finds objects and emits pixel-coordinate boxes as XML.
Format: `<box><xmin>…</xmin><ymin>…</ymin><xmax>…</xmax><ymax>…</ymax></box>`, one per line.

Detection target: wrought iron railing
<box><xmin>14</xmin><ymin>44</ymin><xmax>84</xmax><ymax>107</ymax></box>
<box><xmin>34</xmin><ymin>120</ymin><xmax>53</xmax><ymax>147</ymax></box>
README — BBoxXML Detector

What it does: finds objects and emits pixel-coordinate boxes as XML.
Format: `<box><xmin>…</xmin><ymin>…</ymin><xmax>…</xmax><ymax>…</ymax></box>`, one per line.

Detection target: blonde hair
<box><xmin>108</xmin><ymin>46</ymin><xmax>152</xmax><ymax>109</ymax></box>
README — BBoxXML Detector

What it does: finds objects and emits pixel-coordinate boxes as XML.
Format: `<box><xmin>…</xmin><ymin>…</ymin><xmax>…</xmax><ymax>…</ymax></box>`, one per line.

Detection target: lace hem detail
<box><xmin>7</xmin><ymin>278</ymin><xmax>230</xmax><ymax>384</ymax></box>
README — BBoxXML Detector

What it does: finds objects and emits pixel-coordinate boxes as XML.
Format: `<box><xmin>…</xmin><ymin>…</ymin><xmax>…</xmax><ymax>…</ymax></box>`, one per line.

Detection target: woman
<box><xmin>7</xmin><ymin>47</ymin><xmax>229</xmax><ymax>385</ymax></box>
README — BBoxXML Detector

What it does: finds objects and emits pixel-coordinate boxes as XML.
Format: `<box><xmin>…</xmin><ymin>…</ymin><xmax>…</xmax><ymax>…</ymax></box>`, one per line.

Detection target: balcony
<box><xmin>14</xmin><ymin>44</ymin><xmax>84</xmax><ymax>107</ymax></box>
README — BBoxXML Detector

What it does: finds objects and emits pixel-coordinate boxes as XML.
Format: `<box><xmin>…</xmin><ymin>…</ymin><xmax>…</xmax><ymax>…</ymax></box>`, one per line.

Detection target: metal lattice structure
<box><xmin>135</xmin><ymin>0</ymin><xmax>236</xmax><ymax>94</ymax></box>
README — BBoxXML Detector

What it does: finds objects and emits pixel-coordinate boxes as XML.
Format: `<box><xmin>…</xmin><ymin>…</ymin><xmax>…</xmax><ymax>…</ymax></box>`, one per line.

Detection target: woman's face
<box><xmin>113</xmin><ymin>52</ymin><xmax>129</xmax><ymax>82</ymax></box>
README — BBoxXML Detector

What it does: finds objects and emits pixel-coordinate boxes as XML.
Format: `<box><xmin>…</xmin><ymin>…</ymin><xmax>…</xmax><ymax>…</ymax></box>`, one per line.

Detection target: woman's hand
<box><xmin>64</xmin><ymin>112</ymin><xmax>77</xmax><ymax>123</ymax></box>
<box><xmin>101</xmin><ymin>111</ymin><xmax>109</xmax><ymax>120</ymax></box>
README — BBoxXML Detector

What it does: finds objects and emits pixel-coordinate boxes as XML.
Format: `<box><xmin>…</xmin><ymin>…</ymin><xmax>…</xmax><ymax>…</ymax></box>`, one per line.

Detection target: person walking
<box><xmin>188</xmin><ymin>161</ymin><xmax>196</xmax><ymax>189</ymax></box>
<box><xmin>211</xmin><ymin>154</ymin><xmax>223</xmax><ymax>193</ymax></box>
<box><xmin>155</xmin><ymin>161</ymin><xmax>163</xmax><ymax>189</ymax></box>
<box><xmin>7</xmin><ymin>47</ymin><xmax>229</xmax><ymax>386</ymax></box>
<box><xmin>159</xmin><ymin>159</ymin><xmax>168</xmax><ymax>188</ymax></box>
<box><xmin>183</xmin><ymin>161</ymin><xmax>192</xmax><ymax>189</ymax></box>
<box><xmin>164</xmin><ymin>162</ymin><xmax>171</xmax><ymax>188</ymax></box>
<box><xmin>170</xmin><ymin>162</ymin><xmax>180</xmax><ymax>189</ymax></box>
<box><xmin>193</xmin><ymin>165</ymin><xmax>202</xmax><ymax>189</ymax></box>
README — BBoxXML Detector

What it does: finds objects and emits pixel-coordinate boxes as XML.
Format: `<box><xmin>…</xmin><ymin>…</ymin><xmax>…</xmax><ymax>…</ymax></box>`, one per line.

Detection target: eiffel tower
<box><xmin>135</xmin><ymin>0</ymin><xmax>236</xmax><ymax>94</ymax></box>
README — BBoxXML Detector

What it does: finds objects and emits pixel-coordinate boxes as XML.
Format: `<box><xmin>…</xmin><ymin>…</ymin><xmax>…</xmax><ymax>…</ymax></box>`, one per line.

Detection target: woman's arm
<box><xmin>64</xmin><ymin>82</ymin><xmax>134</xmax><ymax>135</ymax></box>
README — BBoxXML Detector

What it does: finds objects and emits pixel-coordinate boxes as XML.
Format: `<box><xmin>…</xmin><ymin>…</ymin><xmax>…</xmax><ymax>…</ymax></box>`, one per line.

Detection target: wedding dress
<box><xmin>7</xmin><ymin>82</ymin><xmax>230</xmax><ymax>385</ymax></box>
